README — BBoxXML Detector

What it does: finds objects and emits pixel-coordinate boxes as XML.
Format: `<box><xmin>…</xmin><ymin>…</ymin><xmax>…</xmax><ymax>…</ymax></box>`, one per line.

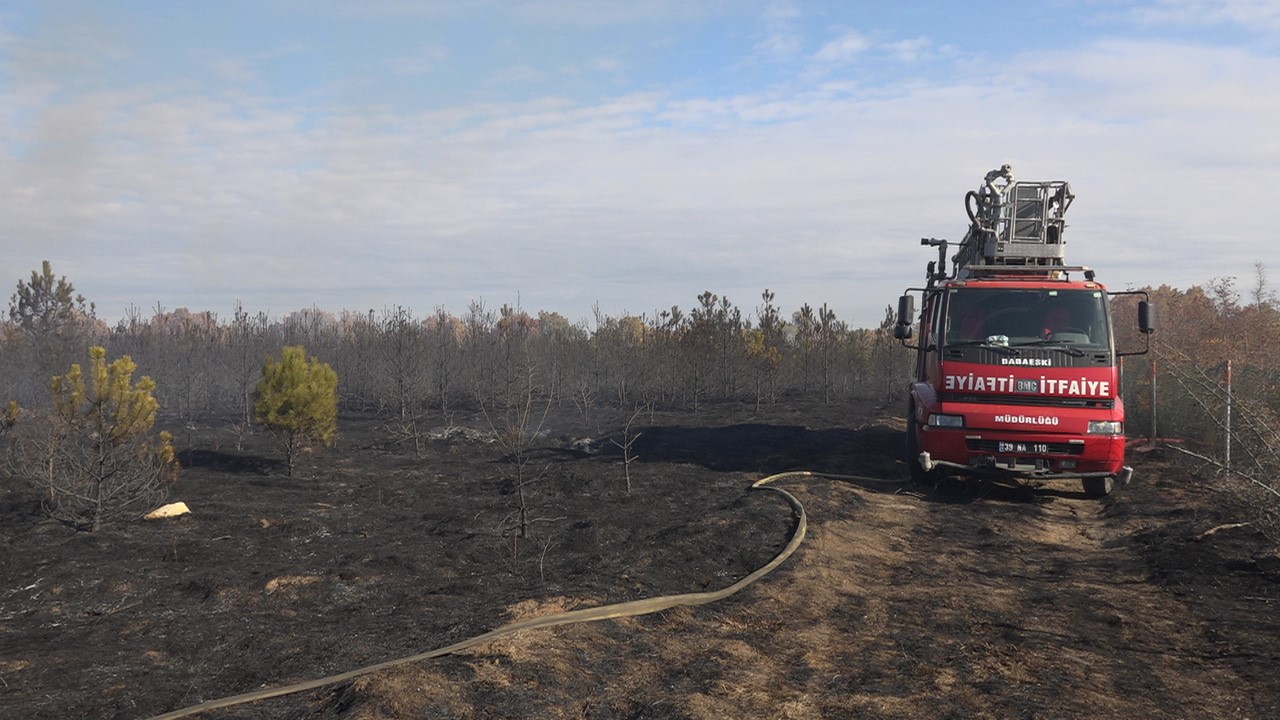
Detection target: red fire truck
<box><xmin>894</xmin><ymin>165</ymin><xmax>1155</xmax><ymax>496</ymax></box>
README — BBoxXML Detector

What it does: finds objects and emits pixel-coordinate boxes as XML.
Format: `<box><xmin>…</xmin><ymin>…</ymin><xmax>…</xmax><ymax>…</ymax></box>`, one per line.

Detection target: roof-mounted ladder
<box><xmin>952</xmin><ymin>165</ymin><xmax>1076</xmax><ymax>278</ymax></box>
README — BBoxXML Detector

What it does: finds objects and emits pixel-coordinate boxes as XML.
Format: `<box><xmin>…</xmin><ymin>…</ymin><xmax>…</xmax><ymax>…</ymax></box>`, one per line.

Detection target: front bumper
<box><xmin>917</xmin><ymin>450</ymin><xmax>1133</xmax><ymax>485</ymax></box>
<box><xmin>917</xmin><ymin>420</ymin><xmax>1127</xmax><ymax>476</ymax></box>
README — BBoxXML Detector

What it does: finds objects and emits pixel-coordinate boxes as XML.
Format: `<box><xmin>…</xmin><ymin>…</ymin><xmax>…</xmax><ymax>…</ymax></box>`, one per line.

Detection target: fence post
<box><xmin>1149</xmin><ymin>355</ymin><xmax>1157</xmax><ymax>442</ymax></box>
<box><xmin>1225</xmin><ymin>359</ymin><xmax>1232</xmax><ymax>475</ymax></box>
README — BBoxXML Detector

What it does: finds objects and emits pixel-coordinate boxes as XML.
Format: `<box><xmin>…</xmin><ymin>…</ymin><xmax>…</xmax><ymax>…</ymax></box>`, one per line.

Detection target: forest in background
<box><xmin>2</xmin><ymin>261</ymin><xmax>1278</xmax><ymax>536</ymax></box>
<box><xmin>0</xmin><ymin>264</ymin><xmax>907</xmax><ymax>426</ymax></box>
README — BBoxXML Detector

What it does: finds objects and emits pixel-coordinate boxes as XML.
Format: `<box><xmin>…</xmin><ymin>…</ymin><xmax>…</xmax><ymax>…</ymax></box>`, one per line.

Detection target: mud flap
<box><xmin>1116</xmin><ymin>466</ymin><xmax>1133</xmax><ymax>487</ymax></box>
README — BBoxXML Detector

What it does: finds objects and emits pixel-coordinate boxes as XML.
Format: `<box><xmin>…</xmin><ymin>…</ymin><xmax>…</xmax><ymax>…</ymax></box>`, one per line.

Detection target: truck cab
<box><xmin>895</xmin><ymin>166</ymin><xmax>1154</xmax><ymax>496</ymax></box>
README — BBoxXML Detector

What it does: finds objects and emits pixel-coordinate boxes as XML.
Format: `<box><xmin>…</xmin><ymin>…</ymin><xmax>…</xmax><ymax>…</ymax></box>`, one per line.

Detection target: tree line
<box><xmin>6</xmin><ymin>260</ymin><xmax>1277</xmax><ymax>450</ymax></box>
<box><xmin>1</xmin><ymin>264</ymin><xmax>910</xmax><ymax>424</ymax></box>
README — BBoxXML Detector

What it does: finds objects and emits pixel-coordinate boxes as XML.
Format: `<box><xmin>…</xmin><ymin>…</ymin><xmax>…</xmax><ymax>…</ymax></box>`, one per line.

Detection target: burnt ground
<box><xmin>2</xmin><ymin>399</ymin><xmax>1279</xmax><ymax>720</ymax></box>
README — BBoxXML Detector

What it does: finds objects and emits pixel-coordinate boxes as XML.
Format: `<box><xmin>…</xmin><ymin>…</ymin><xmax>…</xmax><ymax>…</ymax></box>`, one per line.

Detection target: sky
<box><xmin>2</xmin><ymin>0</ymin><xmax>1279</xmax><ymax>329</ymax></box>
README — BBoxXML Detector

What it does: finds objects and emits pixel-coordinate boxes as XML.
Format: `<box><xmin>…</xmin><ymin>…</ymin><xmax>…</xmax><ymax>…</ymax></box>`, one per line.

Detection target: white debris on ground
<box><xmin>144</xmin><ymin>502</ymin><xmax>191</xmax><ymax>520</ymax></box>
<box><xmin>425</xmin><ymin>426</ymin><xmax>497</xmax><ymax>443</ymax></box>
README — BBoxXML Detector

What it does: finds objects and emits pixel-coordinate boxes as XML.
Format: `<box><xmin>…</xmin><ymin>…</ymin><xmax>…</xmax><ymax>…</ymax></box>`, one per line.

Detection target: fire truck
<box><xmin>893</xmin><ymin>165</ymin><xmax>1155</xmax><ymax>496</ymax></box>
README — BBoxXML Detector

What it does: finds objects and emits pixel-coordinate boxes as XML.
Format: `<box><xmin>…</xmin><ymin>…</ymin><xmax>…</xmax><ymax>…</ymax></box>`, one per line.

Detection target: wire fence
<box><xmin>1152</xmin><ymin>342</ymin><xmax>1280</xmax><ymax>540</ymax></box>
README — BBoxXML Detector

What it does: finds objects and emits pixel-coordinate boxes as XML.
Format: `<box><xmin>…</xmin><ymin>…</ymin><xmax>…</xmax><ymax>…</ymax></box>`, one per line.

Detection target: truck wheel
<box><xmin>1082</xmin><ymin>476</ymin><xmax>1114</xmax><ymax>498</ymax></box>
<box><xmin>906</xmin><ymin>402</ymin><xmax>931</xmax><ymax>483</ymax></box>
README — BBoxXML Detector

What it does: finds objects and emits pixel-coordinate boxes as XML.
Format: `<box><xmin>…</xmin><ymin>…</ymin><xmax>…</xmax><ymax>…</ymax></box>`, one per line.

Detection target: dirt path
<box><xmin>765</xmin><ymin>481</ymin><xmax>1247</xmax><ymax>719</ymax></box>
<box><xmin>331</xmin><ymin>467</ymin><xmax>1279</xmax><ymax>720</ymax></box>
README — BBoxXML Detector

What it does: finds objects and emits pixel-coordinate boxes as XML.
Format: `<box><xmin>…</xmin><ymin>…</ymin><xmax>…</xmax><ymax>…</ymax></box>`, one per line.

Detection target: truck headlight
<box><xmin>1087</xmin><ymin>420</ymin><xmax>1123</xmax><ymax>435</ymax></box>
<box><xmin>928</xmin><ymin>414</ymin><xmax>964</xmax><ymax>428</ymax></box>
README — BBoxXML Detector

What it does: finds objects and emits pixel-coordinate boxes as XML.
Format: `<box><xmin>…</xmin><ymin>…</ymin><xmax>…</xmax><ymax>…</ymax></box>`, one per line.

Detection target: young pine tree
<box><xmin>22</xmin><ymin>347</ymin><xmax>179</xmax><ymax>531</ymax></box>
<box><xmin>6</xmin><ymin>260</ymin><xmax>98</xmax><ymax>404</ymax></box>
<box><xmin>254</xmin><ymin>346</ymin><xmax>339</xmax><ymax>477</ymax></box>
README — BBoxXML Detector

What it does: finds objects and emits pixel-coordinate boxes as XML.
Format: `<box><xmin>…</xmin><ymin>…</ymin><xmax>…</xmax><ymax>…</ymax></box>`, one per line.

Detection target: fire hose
<box><xmin>143</xmin><ymin>470</ymin><xmax>909</xmax><ymax>719</ymax></box>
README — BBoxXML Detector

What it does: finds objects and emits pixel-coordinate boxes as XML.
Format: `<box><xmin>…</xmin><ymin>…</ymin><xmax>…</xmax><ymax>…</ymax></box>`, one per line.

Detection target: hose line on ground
<box><xmin>143</xmin><ymin>470</ymin><xmax>906</xmax><ymax>720</ymax></box>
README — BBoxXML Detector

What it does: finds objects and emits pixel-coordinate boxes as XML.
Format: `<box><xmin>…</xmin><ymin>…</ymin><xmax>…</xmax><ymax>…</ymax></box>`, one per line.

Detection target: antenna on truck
<box><xmin>920</xmin><ymin>237</ymin><xmax>949</xmax><ymax>289</ymax></box>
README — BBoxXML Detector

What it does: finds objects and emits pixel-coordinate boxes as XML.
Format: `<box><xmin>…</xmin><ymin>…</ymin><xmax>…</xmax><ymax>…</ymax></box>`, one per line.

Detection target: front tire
<box><xmin>1082</xmin><ymin>475</ymin><xmax>1114</xmax><ymax>498</ymax></box>
<box><xmin>906</xmin><ymin>401</ymin><xmax>932</xmax><ymax>483</ymax></box>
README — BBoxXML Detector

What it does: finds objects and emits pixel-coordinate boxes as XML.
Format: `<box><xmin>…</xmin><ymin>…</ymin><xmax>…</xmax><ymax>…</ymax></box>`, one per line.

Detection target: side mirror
<box><xmin>896</xmin><ymin>294</ymin><xmax>915</xmax><ymax>325</ymax></box>
<box><xmin>1138</xmin><ymin>300</ymin><xmax>1155</xmax><ymax>334</ymax></box>
<box><xmin>894</xmin><ymin>295</ymin><xmax>915</xmax><ymax>340</ymax></box>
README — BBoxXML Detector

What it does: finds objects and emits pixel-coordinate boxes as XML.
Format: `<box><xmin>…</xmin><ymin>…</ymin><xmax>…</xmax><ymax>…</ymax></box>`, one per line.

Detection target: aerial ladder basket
<box><xmin>952</xmin><ymin>164</ymin><xmax>1076</xmax><ymax>277</ymax></box>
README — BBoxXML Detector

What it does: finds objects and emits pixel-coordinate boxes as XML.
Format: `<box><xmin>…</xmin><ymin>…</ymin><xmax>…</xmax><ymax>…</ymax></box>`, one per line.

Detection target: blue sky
<box><xmin>2</xmin><ymin>1</ymin><xmax>1279</xmax><ymax>328</ymax></box>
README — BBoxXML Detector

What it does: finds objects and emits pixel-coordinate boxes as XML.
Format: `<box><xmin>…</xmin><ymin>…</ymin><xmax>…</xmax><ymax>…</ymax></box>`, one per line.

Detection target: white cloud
<box><xmin>754</xmin><ymin>0</ymin><xmax>804</xmax><ymax>59</ymax></box>
<box><xmin>194</xmin><ymin>51</ymin><xmax>260</xmax><ymax>85</ymax></box>
<box><xmin>813</xmin><ymin>29</ymin><xmax>870</xmax><ymax>65</ymax></box>
<box><xmin>882</xmin><ymin>36</ymin><xmax>932</xmax><ymax>63</ymax></box>
<box><xmin>314</xmin><ymin>0</ymin><xmax>469</xmax><ymax>18</ymax></box>
<box><xmin>1011</xmin><ymin>39</ymin><xmax>1280</xmax><ymax>164</ymax></box>
<box><xmin>486</xmin><ymin>64</ymin><xmax>550</xmax><ymax>86</ymax></box>
<box><xmin>1129</xmin><ymin>0</ymin><xmax>1280</xmax><ymax>32</ymax></box>
<box><xmin>512</xmin><ymin>0</ymin><xmax>728</xmax><ymax>26</ymax></box>
<box><xmin>384</xmin><ymin>44</ymin><xmax>451</xmax><ymax>75</ymax></box>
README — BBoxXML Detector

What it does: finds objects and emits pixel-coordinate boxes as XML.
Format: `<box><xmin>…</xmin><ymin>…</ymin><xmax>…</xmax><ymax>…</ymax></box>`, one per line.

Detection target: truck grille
<box><xmin>945</xmin><ymin>348</ymin><xmax>1112</xmax><ymax>367</ymax></box>
<box><xmin>940</xmin><ymin>393</ymin><xmax>1114</xmax><ymax>409</ymax></box>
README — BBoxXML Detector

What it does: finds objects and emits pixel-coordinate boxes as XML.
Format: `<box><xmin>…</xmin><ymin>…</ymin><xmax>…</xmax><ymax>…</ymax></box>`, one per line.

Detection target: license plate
<box><xmin>999</xmin><ymin>441</ymin><xmax>1048</xmax><ymax>453</ymax></box>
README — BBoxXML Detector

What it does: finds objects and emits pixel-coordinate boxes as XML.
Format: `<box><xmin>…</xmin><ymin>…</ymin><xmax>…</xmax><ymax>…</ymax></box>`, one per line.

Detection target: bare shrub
<box><xmin>481</xmin><ymin>310</ymin><xmax>564</xmax><ymax>562</ymax></box>
<box><xmin>610</xmin><ymin>403</ymin><xmax>647</xmax><ymax>495</ymax></box>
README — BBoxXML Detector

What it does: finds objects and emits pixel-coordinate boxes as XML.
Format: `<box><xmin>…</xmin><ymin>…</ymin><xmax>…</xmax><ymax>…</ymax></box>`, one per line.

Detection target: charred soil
<box><xmin>1</xmin><ymin>400</ymin><xmax>1278</xmax><ymax>719</ymax></box>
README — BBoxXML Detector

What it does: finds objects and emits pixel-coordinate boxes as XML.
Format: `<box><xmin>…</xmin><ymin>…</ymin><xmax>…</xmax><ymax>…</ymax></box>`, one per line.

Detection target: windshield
<box><xmin>944</xmin><ymin>287</ymin><xmax>1109</xmax><ymax>348</ymax></box>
